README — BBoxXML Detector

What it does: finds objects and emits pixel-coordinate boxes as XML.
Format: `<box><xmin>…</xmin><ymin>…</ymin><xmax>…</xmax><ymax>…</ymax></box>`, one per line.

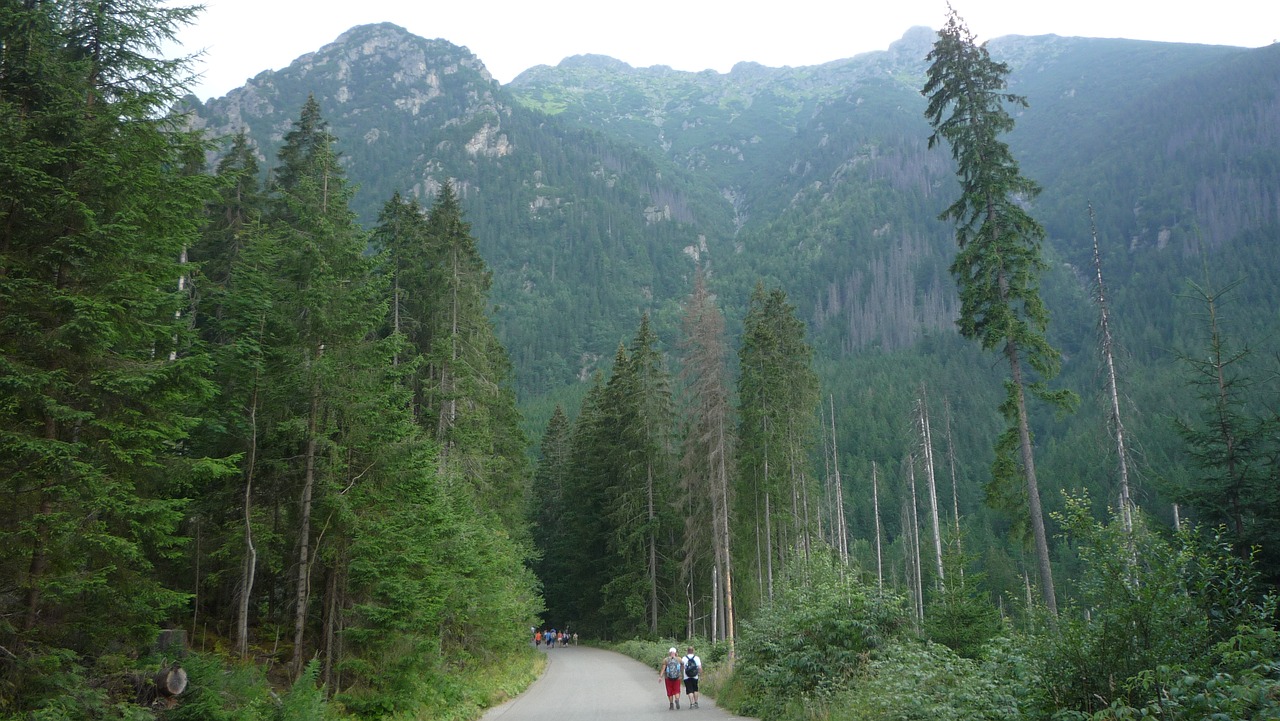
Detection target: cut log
<box><xmin>154</xmin><ymin>666</ymin><xmax>188</xmax><ymax>697</ymax></box>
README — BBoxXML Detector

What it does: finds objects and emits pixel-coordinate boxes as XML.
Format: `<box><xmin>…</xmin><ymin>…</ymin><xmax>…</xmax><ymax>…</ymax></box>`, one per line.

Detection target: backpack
<box><xmin>685</xmin><ymin>655</ymin><xmax>699</xmax><ymax>677</ymax></box>
<box><xmin>664</xmin><ymin>657</ymin><xmax>682</xmax><ymax>679</ymax></box>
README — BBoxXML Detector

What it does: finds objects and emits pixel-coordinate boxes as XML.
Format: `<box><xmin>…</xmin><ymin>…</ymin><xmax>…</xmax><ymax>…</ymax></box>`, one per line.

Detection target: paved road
<box><xmin>481</xmin><ymin>646</ymin><xmax>751</xmax><ymax>721</ymax></box>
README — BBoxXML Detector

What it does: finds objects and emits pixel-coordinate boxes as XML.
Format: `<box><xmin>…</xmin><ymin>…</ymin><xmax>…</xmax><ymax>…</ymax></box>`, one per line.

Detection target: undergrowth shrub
<box><xmin>837</xmin><ymin>639</ymin><xmax>1028</xmax><ymax>721</ymax></box>
<box><xmin>733</xmin><ymin>559</ymin><xmax>909</xmax><ymax>720</ymax></box>
<box><xmin>1037</xmin><ymin>498</ymin><xmax>1278</xmax><ymax>716</ymax></box>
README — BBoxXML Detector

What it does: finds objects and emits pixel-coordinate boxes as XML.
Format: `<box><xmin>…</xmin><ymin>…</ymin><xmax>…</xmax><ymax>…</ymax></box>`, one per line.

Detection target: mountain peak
<box><xmin>558</xmin><ymin>54</ymin><xmax>635</xmax><ymax>72</ymax></box>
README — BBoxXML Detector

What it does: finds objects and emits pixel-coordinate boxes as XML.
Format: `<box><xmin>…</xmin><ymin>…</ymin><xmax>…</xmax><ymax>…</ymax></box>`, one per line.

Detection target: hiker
<box><xmin>658</xmin><ymin>647</ymin><xmax>684</xmax><ymax>710</ymax></box>
<box><xmin>683</xmin><ymin>645</ymin><xmax>703</xmax><ymax>708</ymax></box>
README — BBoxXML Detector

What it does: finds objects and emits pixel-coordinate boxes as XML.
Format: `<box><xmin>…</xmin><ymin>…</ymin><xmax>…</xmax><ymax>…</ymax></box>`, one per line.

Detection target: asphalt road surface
<box><xmin>481</xmin><ymin>646</ymin><xmax>751</xmax><ymax>721</ymax></box>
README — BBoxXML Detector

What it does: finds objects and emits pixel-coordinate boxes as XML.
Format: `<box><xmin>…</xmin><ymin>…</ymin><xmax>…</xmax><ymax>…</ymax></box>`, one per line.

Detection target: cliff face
<box><xmin>188</xmin><ymin>23</ymin><xmax>511</xmax><ymax>204</ymax></box>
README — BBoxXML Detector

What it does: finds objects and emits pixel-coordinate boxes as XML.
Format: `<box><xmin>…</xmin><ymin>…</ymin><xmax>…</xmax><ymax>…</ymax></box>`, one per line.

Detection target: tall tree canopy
<box><xmin>0</xmin><ymin>0</ymin><xmax>211</xmax><ymax>699</ymax></box>
<box><xmin>923</xmin><ymin>8</ymin><xmax>1076</xmax><ymax>615</ymax></box>
<box><xmin>735</xmin><ymin>282</ymin><xmax>820</xmax><ymax>615</ymax></box>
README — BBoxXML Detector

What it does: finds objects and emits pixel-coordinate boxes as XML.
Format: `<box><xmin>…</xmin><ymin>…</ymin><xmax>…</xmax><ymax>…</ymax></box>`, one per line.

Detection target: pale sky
<box><xmin>170</xmin><ymin>0</ymin><xmax>1279</xmax><ymax>102</ymax></box>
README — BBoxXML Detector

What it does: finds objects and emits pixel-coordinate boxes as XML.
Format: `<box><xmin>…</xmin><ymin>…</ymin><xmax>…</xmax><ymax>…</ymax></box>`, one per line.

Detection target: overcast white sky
<box><xmin>170</xmin><ymin>0</ymin><xmax>1279</xmax><ymax>102</ymax></box>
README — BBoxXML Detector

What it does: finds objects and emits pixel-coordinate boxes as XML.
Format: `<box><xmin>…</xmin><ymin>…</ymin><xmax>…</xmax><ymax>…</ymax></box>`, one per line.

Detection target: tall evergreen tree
<box><xmin>559</xmin><ymin>374</ymin><xmax>616</xmax><ymax>635</ymax></box>
<box><xmin>371</xmin><ymin>192</ymin><xmax>431</xmax><ymax>397</ymax></box>
<box><xmin>1173</xmin><ymin>280</ymin><xmax>1280</xmax><ymax>580</ymax></box>
<box><xmin>187</xmin><ymin>130</ymin><xmax>275</xmax><ymax>660</ymax></box>
<box><xmin>263</xmin><ymin>95</ymin><xmax>388</xmax><ymax>678</ymax></box>
<box><xmin>0</xmin><ymin>0</ymin><xmax>211</xmax><ymax>701</ymax></box>
<box><xmin>923</xmin><ymin>8</ymin><xmax>1076</xmax><ymax>615</ymax></box>
<box><xmin>736</xmin><ymin>283</ymin><xmax>820</xmax><ymax>614</ymax></box>
<box><xmin>598</xmin><ymin>315</ymin><xmax>679</xmax><ymax>635</ymax></box>
<box><xmin>531</xmin><ymin>405</ymin><xmax>576</xmax><ymax>623</ymax></box>
<box><xmin>416</xmin><ymin>183</ymin><xmax>529</xmax><ymax>532</ymax></box>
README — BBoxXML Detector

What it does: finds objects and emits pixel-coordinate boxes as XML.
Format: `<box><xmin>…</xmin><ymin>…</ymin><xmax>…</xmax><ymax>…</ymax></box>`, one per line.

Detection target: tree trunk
<box><xmin>872</xmin><ymin>461</ymin><xmax>883</xmax><ymax>590</ymax></box>
<box><xmin>716</xmin><ymin>414</ymin><xmax>736</xmax><ymax>662</ymax></box>
<box><xmin>1091</xmin><ymin>206</ymin><xmax>1133</xmax><ymax>536</ymax></box>
<box><xmin>292</xmin><ymin>366</ymin><xmax>322</xmax><ymax>679</ymax></box>
<box><xmin>944</xmin><ymin>399</ymin><xmax>963</xmax><ymax>552</ymax></box>
<box><xmin>237</xmin><ymin>363</ymin><xmax>262</xmax><ymax>659</ymax></box>
<box><xmin>323</xmin><ymin>564</ymin><xmax>338</xmax><ymax>690</ymax></box>
<box><xmin>918</xmin><ymin>395</ymin><xmax>945</xmax><ymax>585</ymax></box>
<box><xmin>24</xmin><ymin>413</ymin><xmax>60</xmax><ymax>633</ymax></box>
<box><xmin>647</xmin><ymin>461</ymin><xmax>658</xmax><ymax>634</ymax></box>
<box><xmin>763</xmin><ymin>489</ymin><xmax>773</xmax><ymax>602</ymax></box>
<box><xmin>1007</xmin><ymin>344</ymin><xmax>1058</xmax><ymax>616</ymax></box>
<box><xmin>829</xmin><ymin>396</ymin><xmax>849</xmax><ymax>565</ymax></box>
<box><xmin>907</xmin><ymin>458</ymin><xmax>924</xmax><ymax>622</ymax></box>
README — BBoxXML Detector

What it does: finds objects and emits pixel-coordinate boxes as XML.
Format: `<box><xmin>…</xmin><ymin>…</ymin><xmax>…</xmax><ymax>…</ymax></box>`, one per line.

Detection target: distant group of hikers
<box><xmin>658</xmin><ymin>646</ymin><xmax>702</xmax><ymax>710</ymax></box>
<box><xmin>532</xmin><ymin>628</ymin><xmax>576</xmax><ymax>648</ymax></box>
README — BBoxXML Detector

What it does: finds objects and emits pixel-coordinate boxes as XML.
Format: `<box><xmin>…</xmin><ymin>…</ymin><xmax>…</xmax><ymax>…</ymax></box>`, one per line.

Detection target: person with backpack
<box><xmin>657</xmin><ymin>647</ymin><xmax>684</xmax><ymax>709</ymax></box>
<box><xmin>683</xmin><ymin>645</ymin><xmax>703</xmax><ymax>709</ymax></box>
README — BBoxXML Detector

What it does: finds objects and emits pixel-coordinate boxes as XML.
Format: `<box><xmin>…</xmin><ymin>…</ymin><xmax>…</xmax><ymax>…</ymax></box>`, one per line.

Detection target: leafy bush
<box><xmin>1037</xmin><ymin>496</ymin><xmax>1278</xmax><ymax>716</ymax></box>
<box><xmin>732</xmin><ymin>560</ymin><xmax>909</xmax><ymax>719</ymax></box>
<box><xmin>162</xmin><ymin>653</ymin><xmax>273</xmax><ymax>721</ymax></box>
<box><xmin>837</xmin><ymin>639</ymin><xmax>1027</xmax><ymax>721</ymax></box>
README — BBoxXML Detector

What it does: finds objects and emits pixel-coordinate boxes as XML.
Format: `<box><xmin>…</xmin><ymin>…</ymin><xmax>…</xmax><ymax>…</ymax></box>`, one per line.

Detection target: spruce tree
<box><xmin>417</xmin><ymin>183</ymin><xmax>530</xmax><ymax>532</ymax></box>
<box><xmin>1173</xmin><ymin>281</ymin><xmax>1280</xmax><ymax>580</ymax></box>
<box><xmin>188</xmin><ymin>131</ymin><xmax>275</xmax><ymax>660</ymax></box>
<box><xmin>736</xmin><ymin>283</ymin><xmax>820</xmax><ymax>613</ymax></box>
<box><xmin>532</xmin><ymin>406</ymin><xmax>576</xmax><ymax>624</ymax></box>
<box><xmin>598</xmin><ymin>315</ymin><xmax>678</xmax><ymax>635</ymax></box>
<box><xmin>0</xmin><ymin>0</ymin><xmax>210</xmax><ymax>700</ymax></box>
<box><xmin>923</xmin><ymin>8</ymin><xmax>1076</xmax><ymax>615</ymax></box>
<box><xmin>264</xmin><ymin>95</ymin><xmax>388</xmax><ymax>678</ymax></box>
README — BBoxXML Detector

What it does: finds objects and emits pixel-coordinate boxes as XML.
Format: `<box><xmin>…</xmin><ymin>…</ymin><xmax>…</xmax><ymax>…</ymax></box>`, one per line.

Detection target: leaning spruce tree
<box><xmin>923</xmin><ymin>8</ymin><xmax>1076</xmax><ymax>616</ymax></box>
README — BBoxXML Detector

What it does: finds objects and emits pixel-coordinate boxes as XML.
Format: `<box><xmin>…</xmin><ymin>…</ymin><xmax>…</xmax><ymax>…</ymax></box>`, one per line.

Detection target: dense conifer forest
<box><xmin>2</xmin><ymin>1</ymin><xmax>1279</xmax><ymax>719</ymax></box>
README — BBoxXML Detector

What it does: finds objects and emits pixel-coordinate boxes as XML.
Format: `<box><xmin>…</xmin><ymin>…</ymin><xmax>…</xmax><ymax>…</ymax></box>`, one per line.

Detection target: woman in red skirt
<box><xmin>658</xmin><ymin>647</ymin><xmax>685</xmax><ymax>709</ymax></box>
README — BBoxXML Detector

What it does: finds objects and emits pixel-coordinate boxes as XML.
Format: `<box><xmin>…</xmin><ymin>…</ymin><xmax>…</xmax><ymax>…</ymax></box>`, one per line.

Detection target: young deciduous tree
<box><xmin>923</xmin><ymin>8</ymin><xmax>1076</xmax><ymax>615</ymax></box>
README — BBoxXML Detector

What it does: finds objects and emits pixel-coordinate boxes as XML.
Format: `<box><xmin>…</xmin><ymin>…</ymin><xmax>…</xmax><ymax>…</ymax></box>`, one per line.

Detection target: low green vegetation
<box><xmin>701</xmin><ymin>509</ymin><xmax>1279</xmax><ymax>721</ymax></box>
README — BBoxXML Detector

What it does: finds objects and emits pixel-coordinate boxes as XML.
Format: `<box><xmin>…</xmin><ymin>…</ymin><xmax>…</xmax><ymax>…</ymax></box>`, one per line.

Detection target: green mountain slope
<box><xmin>186</xmin><ymin>26</ymin><xmax>1280</xmax><ymax>571</ymax></box>
<box><xmin>185</xmin><ymin>23</ymin><xmax>737</xmax><ymax>395</ymax></box>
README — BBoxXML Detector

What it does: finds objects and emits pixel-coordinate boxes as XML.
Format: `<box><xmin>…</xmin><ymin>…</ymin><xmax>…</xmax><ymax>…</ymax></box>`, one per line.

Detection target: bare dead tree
<box><xmin>917</xmin><ymin>390</ymin><xmax>945</xmax><ymax>585</ymax></box>
<box><xmin>872</xmin><ymin>461</ymin><xmax>884</xmax><ymax>590</ymax></box>
<box><xmin>1090</xmin><ymin>204</ymin><xmax>1134</xmax><ymax>535</ymax></box>
<box><xmin>905</xmin><ymin>456</ymin><xmax>924</xmax><ymax>623</ymax></box>
<box><xmin>830</xmin><ymin>396</ymin><xmax>849</xmax><ymax>564</ymax></box>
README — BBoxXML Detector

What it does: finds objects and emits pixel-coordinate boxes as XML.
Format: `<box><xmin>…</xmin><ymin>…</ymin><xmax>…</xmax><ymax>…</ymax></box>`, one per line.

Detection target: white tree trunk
<box><xmin>918</xmin><ymin>395</ymin><xmax>945</xmax><ymax>585</ymax></box>
<box><xmin>872</xmin><ymin>461</ymin><xmax>883</xmax><ymax>590</ymax></box>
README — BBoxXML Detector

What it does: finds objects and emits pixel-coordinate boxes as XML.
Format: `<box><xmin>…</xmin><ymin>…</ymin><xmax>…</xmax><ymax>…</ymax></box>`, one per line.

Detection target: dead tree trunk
<box><xmin>917</xmin><ymin>393</ymin><xmax>945</xmax><ymax>585</ymax></box>
<box><xmin>1090</xmin><ymin>205</ymin><xmax>1133</xmax><ymax>536</ymax></box>
<box><xmin>872</xmin><ymin>461</ymin><xmax>883</xmax><ymax>590</ymax></box>
<box><xmin>906</xmin><ymin>456</ymin><xmax>924</xmax><ymax>622</ymax></box>
<box><xmin>829</xmin><ymin>395</ymin><xmax>849</xmax><ymax>564</ymax></box>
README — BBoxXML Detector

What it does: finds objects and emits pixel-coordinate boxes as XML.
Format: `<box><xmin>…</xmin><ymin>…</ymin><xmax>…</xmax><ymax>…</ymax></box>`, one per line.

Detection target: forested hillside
<box><xmin>3</xmin><ymin>2</ymin><xmax>1279</xmax><ymax>719</ymax></box>
<box><xmin>1</xmin><ymin>4</ymin><xmax>538</xmax><ymax>717</ymax></box>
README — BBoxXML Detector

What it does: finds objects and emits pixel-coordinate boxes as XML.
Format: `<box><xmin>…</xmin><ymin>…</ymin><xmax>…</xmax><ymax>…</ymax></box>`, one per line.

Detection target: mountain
<box><xmin>186</xmin><ymin>23</ymin><xmax>738</xmax><ymax>395</ymax></box>
<box><xmin>184</xmin><ymin>25</ymin><xmax>1280</xmax><ymax>559</ymax></box>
